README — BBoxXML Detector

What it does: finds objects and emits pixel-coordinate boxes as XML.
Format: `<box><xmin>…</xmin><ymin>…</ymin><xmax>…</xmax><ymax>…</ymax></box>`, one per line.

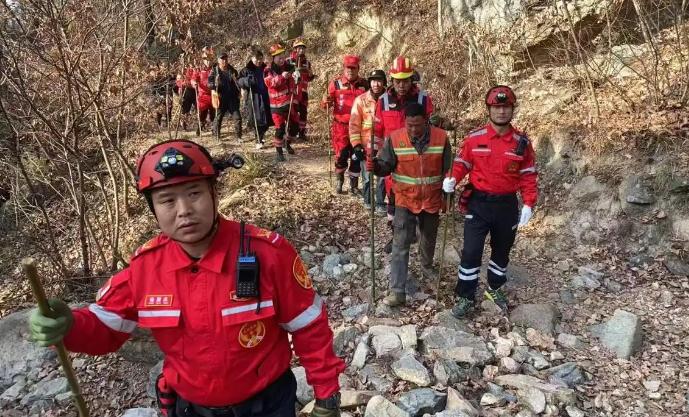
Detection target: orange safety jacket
<box><xmin>390</xmin><ymin>126</ymin><xmax>448</xmax><ymax>214</ymax></box>
<box><xmin>349</xmin><ymin>90</ymin><xmax>382</xmax><ymax>152</ymax></box>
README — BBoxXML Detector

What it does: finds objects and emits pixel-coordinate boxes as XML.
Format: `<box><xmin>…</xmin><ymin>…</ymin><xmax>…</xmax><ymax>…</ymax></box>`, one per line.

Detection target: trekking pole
<box><xmin>248</xmin><ymin>85</ymin><xmax>261</xmax><ymax>143</ymax></box>
<box><xmin>369</xmin><ymin>120</ymin><xmax>377</xmax><ymax>303</ymax></box>
<box><xmin>436</xmin><ymin>193</ymin><xmax>454</xmax><ymax>300</ymax></box>
<box><xmin>326</xmin><ymin>103</ymin><xmax>333</xmax><ymax>187</ymax></box>
<box><xmin>436</xmin><ymin>129</ymin><xmax>458</xmax><ymax>300</ymax></box>
<box><xmin>195</xmin><ymin>77</ymin><xmax>202</xmax><ymax>137</ymax></box>
<box><xmin>22</xmin><ymin>258</ymin><xmax>90</xmax><ymax>417</ymax></box>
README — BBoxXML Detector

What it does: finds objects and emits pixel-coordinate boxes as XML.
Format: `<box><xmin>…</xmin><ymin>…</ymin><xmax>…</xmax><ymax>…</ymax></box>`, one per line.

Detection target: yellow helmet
<box><xmin>293</xmin><ymin>38</ymin><xmax>306</xmax><ymax>49</ymax></box>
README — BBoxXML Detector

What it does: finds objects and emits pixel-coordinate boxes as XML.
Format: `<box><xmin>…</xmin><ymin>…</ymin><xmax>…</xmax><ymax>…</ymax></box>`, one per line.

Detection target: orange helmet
<box><xmin>136</xmin><ymin>140</ymin><xmax>217</xmax><ymax>193</ymax></box>
<box><xmin>269</xmin><ymin>43</ymin><xmax>286</xmax><ymax>57</ymax></box>
<box><xmin>485</xmin><ymin>85</ymin><xmax>517</xmax><ymax>106</ymax></box>
<box><xmin>292</xmin><ymin>38</ymin><xmax>306</xmax><ymax>49</ymax></box>
<box><xmin>389</xmin><ymin>56</ymin><xmax>414</xmax><ymax>80</ymax></box>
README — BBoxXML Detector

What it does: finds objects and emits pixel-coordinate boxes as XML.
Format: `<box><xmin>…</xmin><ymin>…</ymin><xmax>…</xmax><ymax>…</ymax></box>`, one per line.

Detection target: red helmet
<box><xmin>389</xmin><ymin>56</ymin><xmax>414</xmax><ymax>80</ymax></box>
<box><xmin>136</xmin><ymin>140</ymin><xmax>217</xmax><ymax>193</ymax></box>
<box><xmin>485</xmin><ymin>85</ymin><xmax>517</xmax><ymax>106</ymax></box>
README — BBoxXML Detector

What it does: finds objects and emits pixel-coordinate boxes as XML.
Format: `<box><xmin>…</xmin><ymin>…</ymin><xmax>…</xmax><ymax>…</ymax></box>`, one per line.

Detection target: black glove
<box><xmin>352</xmin><ymin>145</ymin><xmax>365</xmax><ymax>162</ymax></box>
<box><xmin>247</xmin><ymin>73</ymin><xmax>256</xmax><ymax>87</ymax></box>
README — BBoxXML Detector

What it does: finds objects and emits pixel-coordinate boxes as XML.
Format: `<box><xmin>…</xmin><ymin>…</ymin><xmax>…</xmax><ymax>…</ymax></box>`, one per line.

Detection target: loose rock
<box><xmin>119</xmin><ymin>409</ymin><xmax>158</xmax><ymax>417</ymax></box>
<box><xmin>509</xmin><ymin>304</ymin><xmax>561</xmax><ymax>334</ymax></box>
<box><xmin>445</xmin><ymin>387</ymin><xmax>479</xmax><ymax>416</ymax></box>
<box><xmin>517</xmin><ymin>387</ymin><xmax>546</xmax><ymax>414</ymax></box>
<box><xmin>397</xmin><ymin>388</ymin><xmax>446</xmax><ymax>417</ymax></box>
<box><xmin>589</xmin><ymin>309</ymin><xmax>643</xmax><ymax>359</ymax></box>
<box><xmin>364</xmin><ymin>395</ymin><xmax>410</xmax><ymax>417</ymax></box>
<box><xmin>391</xmin><ymin>354</ymin><xmax>432</xmax><ymax>387</ymax></box>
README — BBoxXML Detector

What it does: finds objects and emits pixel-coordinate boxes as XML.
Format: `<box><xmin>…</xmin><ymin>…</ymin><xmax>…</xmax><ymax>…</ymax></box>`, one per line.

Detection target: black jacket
<box><xmin>208</xmin><ymin>64</ymin><xmax>240</xmax><ymax>111</ymax></box>
<box><xmin>237</xmin><ymin>61</ymin><xmax>273</xmax><ymax>128</ymax></box>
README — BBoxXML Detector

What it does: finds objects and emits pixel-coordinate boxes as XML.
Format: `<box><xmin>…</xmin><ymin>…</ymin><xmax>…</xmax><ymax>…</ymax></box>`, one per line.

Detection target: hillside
<box><xmin>1</xmin><ymin>0</ymin><xmax>688</xmax><ymax>416</ymax></box>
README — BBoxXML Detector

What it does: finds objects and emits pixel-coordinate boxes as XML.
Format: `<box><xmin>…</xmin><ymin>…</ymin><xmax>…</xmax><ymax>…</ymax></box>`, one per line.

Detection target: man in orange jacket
<box><xmin>29</xmin><ymin>140</ymin><xmax>345</xmax><ymax>417</ymax></box>
<box><xmin>349</xmin><ymin>69</ymin><xmax>387</xmax><ymax>213</ymax></box>
<box><xmin>443</xmin><ymin>85</ymin><xmax>538</xmax><ymax>317</ymax></box>
<box><xmin>367</xmin><ymin>103</ymin><xmax>452</xmax><ymax>306</ymax></box>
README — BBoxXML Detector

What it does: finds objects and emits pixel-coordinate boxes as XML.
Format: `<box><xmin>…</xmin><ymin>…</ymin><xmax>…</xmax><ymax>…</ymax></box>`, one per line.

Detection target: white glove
<box><xmin>351</xmin><ymin>153</ymin><xmax>358</xmax><ymax>161</ymax></box>
<box><xmin>292</xmin><ymin>71</ymin><xmax>301</xmax><ymax>82</ymax></box>
<box><xmin>442</xmin><ymin>177</ymin><xmax>456</xmax><ymax>193</ymax></box>
<box><xmin>281</xmin><ymin>71</ymin><xmax>290</xmax><ymax>79</ymax></box>
<box><xmin>518</xmin><ymin>205</ymin><xmax>533</xmax><ymax>228</ymax></box>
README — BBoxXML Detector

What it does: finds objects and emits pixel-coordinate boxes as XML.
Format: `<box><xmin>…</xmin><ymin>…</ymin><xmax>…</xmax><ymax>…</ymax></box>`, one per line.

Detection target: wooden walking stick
<box><xmin>248</xmin><ymin>84</ymin><xmax>261</xmax><ymax>143</ymax></box>
<box><xmin>369</xmin><ymin>118</ymin><xmax>377</xmax><ymax>303</ymax></box>
<box><xmin>22</xmin><ymin>258</ymin><xmax>89</xmax><ymax>417</ymax></box>
<box><xmin>436</xmin><ymin>128</ymin><xmax>458</xmax><ymax>300</ymax></box>
<box><xmin>326</xmin><ymin>103</ymin><xmax>333</xmax><ymax>187</ymax></box>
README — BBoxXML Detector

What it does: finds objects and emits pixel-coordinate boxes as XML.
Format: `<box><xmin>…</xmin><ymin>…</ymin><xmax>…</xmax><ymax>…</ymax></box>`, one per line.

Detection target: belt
<box><xmin>471</xmin><ymin>190</ymin><xmax>517</xmax><ymax>203</ymax></box>
<box><xmin>179</xmin><ymin>368</ymin><xmax>293</xmax><ymax>417</ymax></box>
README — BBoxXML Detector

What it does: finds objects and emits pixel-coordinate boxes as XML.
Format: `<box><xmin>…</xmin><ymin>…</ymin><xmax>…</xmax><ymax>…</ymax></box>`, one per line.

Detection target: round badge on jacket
<box><xmin>292</xmin><ymin>257</ymin><xmax>313</xmax><ymax>289</ymax></box>
<box><xmin>238</xmin><ymin>320</ymin><xmax>266</xmax><ymax>348</ymax></box>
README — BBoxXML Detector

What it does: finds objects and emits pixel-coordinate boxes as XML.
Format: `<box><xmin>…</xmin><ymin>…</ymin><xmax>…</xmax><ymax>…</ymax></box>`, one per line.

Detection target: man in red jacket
<box><xmin>286</xmin><ymin>38</ymin><xmax>315</xmax><ymax>141</ymax></box>
<box><xmin>321</xmin><ymin>55</ymin><xmax>368</xmax><ymax>194</ymax></box>
<box><xmin>191</xmin><ymin>47</ymin><xmax>216</xmax><ymax>131</ymax></box>
<box><xmin>443</xmin><ymin>85</ymin><xmax>538</xmax><ymax>317</ymax></box>
<box><xmin>265</xmin><ymin>43</ymin><xmax>299</xmax><ymax>162</ymax></box>
<box><xmin>29</xmin><ymin>140</ymin><xmax>345</xmax><ymax>417</ymax></box>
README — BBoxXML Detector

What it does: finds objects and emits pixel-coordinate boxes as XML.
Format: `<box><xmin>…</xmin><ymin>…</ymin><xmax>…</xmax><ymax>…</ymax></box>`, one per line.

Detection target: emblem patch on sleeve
<box><xmin>238</xmin><ymin>320</ymin><xmax>266</xmax><ymax>348</ymax></box>
<box><xmin>292</xmin><ymin>257</ymin><xmax>313</xmax><ymax>289</ymax></box>
<box><xmin>507</xmin><ymin>161</ymin><xmax>520</xmax><ymax>173</ymax></box>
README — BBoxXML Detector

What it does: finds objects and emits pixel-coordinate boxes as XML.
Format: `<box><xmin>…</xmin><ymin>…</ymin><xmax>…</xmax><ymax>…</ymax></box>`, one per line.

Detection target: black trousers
<box><xmin>455</xmin><ymin>192</ymin><xmax>519</xmax><ymax>299</ymax></box>
<box><xmin>335</xmin><ymin>144</ymin><xmax>362</xmax><ymax>178</ymax></box>
<box><xmin>214</xmin><ymin>107</ymin><xmax>242</xmax><ymax>140</ymax></box>
<box><xmin>175</xmin><ymin>369</ymin><xmax>297</xmax><ymax>417</ymax></box>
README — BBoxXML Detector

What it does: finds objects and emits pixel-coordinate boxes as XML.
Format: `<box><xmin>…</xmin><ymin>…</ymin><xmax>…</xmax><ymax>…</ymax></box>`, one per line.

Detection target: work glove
<box><xmin>311</xmin><ymin>405</ymin><xmax>340</xmax><ymax>417</ymax></box>
<box><xmin>351</xmin><ymin>145</ymin><xmax>364</xmax><ymax>162</ymax></box>
<box><xmin>518</xmin><ymin>205</ymin><xmax>533</xmax><ymax>228</ymax></box>
<box><xmin>29</xmin><ymin>298</ymin><xmax>74</xmax><ymax>347</ymax></box>
<box><xmin>281</xmin><ymin>71</ymin><xmax>290</xmax><ymax>79</ymax></box>
<box><xmin>292</xmin><ymin>71</ymin><xmax>301</xmax><ymax>83</ymax></box>
<box><xmin>365</xmin><ymin>157</ymin><xmax>376</xmax><ymax>172</ymax></box>
<box><xmin>442</xmin><ymin>177</ymin><xmax>457</xmax><ymax>193</ymax></box>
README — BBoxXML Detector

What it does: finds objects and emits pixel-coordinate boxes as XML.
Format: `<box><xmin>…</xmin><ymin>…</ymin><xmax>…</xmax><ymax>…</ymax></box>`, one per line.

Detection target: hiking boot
<box><xmin>451</xmin><ymin>297</ymin><xmax>474</xmax><ymax>318</ymax></box>
<box><xmin>383</xmin><ymin>238</ymin><xmax>393</xmax><ymax>254</ymax></box>
<box><xmin>275</xmin><ymin>147</ymin><xmax>286</xmax><ymax>162</ymax></box>
<box><xmin>335</xmin><ymin>173</ymin><xmax>345</xmax><ymax>194</ymax></box>
<box><xmin>299</xmin><ymin>129</ymin><xmax>307</xmax><ymax>141</ymax></box>
<box><xmin>364</xmin><ymin>202</ymin><xmax>372</xmax><ymax>210</ymax></box>
<box><xmin>255</xmin><ymin>142</ymin><xmax>264</xmax><ymax>150</ymax></box>
<box><xmin>382</xmin><ymin>292</ymin><xmax>406</xmax><ymax>307</ymax></box>
<box><xmin>484</xmin><ymin>287</ymin><xmax>508</xmax><ymax>311</ymax></box>
<box><xmin>350</xmin><ymin>177</ymin><xmax>361</xmax><ymax>196</ymax></box>
<box><xmin>285</xmin><ymin>142</ymin><xmax>295</xmax><ymax>155</ymax></box>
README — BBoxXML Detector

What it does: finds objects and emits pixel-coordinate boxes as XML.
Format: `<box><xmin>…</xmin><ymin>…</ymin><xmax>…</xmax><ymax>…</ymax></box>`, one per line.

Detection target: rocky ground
<box><xmin>1</xmin><ymin>131</ymin><xmax>688</xmax><ymax>417</ymax></box>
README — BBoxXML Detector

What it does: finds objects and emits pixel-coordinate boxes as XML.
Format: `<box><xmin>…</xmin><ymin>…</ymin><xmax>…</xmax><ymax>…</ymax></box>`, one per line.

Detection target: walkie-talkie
<box><xmin>515</xmin><ymin>134</ymin><xmax>529</xmax><ymax>156</ymax></box>
<box><xmin>236</xmin><ymin>221</ymin><xmax>260</xmax><ymax>299</ymax></box>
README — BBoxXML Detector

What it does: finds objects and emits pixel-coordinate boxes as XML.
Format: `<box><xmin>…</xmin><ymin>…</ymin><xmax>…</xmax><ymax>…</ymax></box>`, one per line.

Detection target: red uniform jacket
<box><xmin>373</xmin><ymin>86</ymin><xmax>433</xmax><ymax>141</ymax></box>
<box><xmin>325</xmin><ymin>76</ymin><xmax>368</xmax><ymax>124</ymax></box>
<box><xmin>63</xmin><ymin>218</ymin><xmax>344</xmax><ymax>407</ymax></box>
<box><xmin>286</xmin><ymin>52</ymin><xmax>313</xmax><ymax>97</ymax></box>
<box><xmin>192</xmin><ymin>66</ymin><xmax>213</xmax><ymax>111</ymax></box>
<box><xmin>451</xmin><ymin>123</ymin><xmax>538</xmax><ymax>207</ymax></box>
<box><xmin>264</xmin><ymin>63</ymin><xmax>298</xmax><ymax>113</ymax></box>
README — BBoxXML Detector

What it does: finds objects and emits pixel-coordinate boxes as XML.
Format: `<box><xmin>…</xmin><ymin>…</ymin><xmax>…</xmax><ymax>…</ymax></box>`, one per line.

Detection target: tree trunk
<box><xmin>143</xmin><ymin>0</ymin><xmax>155</xmax><ymax>48</ymax></box>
